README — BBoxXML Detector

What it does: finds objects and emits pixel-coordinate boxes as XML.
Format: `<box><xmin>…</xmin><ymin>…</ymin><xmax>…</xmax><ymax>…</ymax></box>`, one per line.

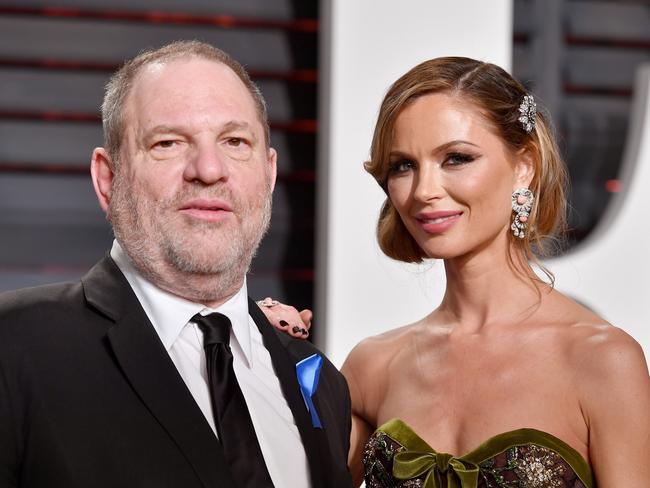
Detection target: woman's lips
<box><xmin>414</xmin><ymin>211</ymin><xmax>462</xmax><ymax>234</ymax></box>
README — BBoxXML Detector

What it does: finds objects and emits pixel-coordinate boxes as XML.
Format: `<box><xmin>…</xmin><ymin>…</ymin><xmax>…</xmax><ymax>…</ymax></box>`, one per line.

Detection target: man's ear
<box><xmin>514</xmin><ymin>148</ymin><xmax>535</xmax><ymax>189</ymax></box>
<box><xmin>90</xmin><ymin>148</ymin><xmax>115</xmax><ymax>214</ymax></box>
<box><xmin>267</xmin><ymin>147</ymin><xmax>278</xmax><ymax>192</ymax></box>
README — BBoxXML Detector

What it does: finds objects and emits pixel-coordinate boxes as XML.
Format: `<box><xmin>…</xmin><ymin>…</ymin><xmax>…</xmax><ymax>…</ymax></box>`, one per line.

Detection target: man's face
<box><xmin>108</xmin><ymin>57</ymin><xmax>276</xmax><ymax>289</ymax></box>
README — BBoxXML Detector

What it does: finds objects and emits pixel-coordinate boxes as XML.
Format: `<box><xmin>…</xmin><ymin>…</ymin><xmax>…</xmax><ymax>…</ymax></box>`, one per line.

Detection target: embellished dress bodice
<box><xmin>363</xmin><ymin>419</ymin><xmax>594</xmax><ymax>488</ymax></box>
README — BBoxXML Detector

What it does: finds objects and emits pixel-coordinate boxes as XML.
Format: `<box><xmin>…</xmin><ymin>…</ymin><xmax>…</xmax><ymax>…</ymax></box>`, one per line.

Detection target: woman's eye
<box><xmin>389</xmin><ymin>159</ymin><xmax>415</xmax><ymax>173</ymax></box>
<box><xmin>445</xmin><ymin>152</ymin><xmax>475</xmax><ymax>166</ymax></box>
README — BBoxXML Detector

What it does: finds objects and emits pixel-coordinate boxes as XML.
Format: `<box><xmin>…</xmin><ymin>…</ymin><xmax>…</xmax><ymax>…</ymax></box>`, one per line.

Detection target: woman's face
<box><xmin>386</xmin><ymin>92</ymin><xmax>532</xmax><ymax>260</ymax></box>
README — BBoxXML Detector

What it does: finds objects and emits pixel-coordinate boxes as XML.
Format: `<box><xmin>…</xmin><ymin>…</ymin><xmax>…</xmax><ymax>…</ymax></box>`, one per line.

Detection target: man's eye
<box><xmin>154</xmin><ymin>140</ymin><xmax>177</xmax><ymax>149</ymax></box>
<box><xmin>228</xmin><ymin>138</ymin><xmax>244</xmax><ymax>147</ymax></box>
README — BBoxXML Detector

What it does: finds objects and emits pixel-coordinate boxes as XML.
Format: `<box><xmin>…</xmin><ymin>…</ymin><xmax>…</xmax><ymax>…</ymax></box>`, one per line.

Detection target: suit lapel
<box><xmin>82</xmin><ymin>257</ymin><xmax>234</xmax><ymax>488</ymax></box>
<box><xmin>249</xmin><ymin>299</ymin><xmax>330</xmax><ymax>488</ymax></box>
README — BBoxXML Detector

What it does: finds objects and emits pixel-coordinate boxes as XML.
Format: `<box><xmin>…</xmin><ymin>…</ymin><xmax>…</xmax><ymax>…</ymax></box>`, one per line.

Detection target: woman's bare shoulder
<box><xmin>345</xmin><ymin>322</ymin><xmax>415</xmax><ymax>361</ymax></box>
<box><xmin>341</xmin><ymin>320</ymin><xmax>433</xmax><ymax>422</ymax></box>
<box><xmin>545</xmin><ymin>289</ymin><xmax>642</xmax><ymax>358</ymax></box>
<box><xmin>547</xmin><ymin>289</ymin><xmax>640</xmax><ymax>353</ymax></box>
<box><xmin>529</xmin><ymin>290</ymin><xmax>648</xmax><ymax>385</ymax></box>
<box><xmin>545</xmin><ymin>296</ymin><xmax>650</xmax><ymax>483</ymax></box>
<box><xmin>569</xmin><ymin>319</ymin><xmax>647</xmax><ymax>376</ymax></box>
<box><xmin>342</xmin><ymin>319</ymin><xmax>435</xmax><ymax>376</ymax></box>
<box><xmin>569</xmin><ymin>320</ymin><xmax>650</xmax><ymax>459</ymax></box>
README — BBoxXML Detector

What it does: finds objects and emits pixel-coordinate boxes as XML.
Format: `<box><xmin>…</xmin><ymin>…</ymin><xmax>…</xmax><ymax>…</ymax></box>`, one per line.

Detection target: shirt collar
<box><xmin>110</xmin><ymin>240</ymin><xmax>253</xmax><ymax>366</ymax></box>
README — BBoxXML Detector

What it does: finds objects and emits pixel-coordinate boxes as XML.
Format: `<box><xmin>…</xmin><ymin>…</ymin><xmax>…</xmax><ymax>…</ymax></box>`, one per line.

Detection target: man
<box><xmin>0</xmin><ymin>41</ymin><xmax>351</xmax><ymax>488</ymax></box>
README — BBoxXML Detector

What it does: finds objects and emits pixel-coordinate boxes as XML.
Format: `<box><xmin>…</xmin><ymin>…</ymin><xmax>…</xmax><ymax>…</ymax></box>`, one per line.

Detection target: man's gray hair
<box><xmin>101</xmin><ymin>40</ymin><xmax>270</xmax><ymax>170</ymax></box>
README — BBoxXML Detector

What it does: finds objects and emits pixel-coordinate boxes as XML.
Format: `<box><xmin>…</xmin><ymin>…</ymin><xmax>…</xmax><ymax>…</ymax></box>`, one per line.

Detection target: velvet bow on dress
<box><xmin>393</xmin><ymin>450</ymin><xmax>480</xmax><ymax>488</ymax></box>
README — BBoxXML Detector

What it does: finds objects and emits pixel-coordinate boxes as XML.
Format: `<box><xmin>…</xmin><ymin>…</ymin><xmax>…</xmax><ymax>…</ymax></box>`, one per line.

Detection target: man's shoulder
<box><xmin>249</xmin><ymin>301</ymin><xmax>335</xmax><ymax>363</ymax></box>
<box><xmin>270</xmin><ymin>324</ymin><xmax>321</xmax><ymax>356</ymax></box>
<box><xmin>272</xmin><ymin>327</ymin><xmax>347</xmax><ymax>389</ymax></box>
<box><xmin>248</xmin><ymin>298</ymin><xmax>345</xmax><ymax>379</ymax></box>
<box><xmin>0</xmin><ymin>280</ymin><xmax>89</xmax><ymax>355</ymax></box>
<box><xmin>0</xmin><ymin>280</ymin><xmax>83</xmax><ymax>317</ymax></box>
<box><xmin>0</xmin><ymin>256</ymin><xmax>119</xmax><ymax>318</ymax></box>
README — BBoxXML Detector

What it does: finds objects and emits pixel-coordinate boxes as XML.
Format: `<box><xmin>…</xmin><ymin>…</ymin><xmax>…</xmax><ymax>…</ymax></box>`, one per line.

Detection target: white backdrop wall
<box><xmin>317</xmin><ymin>0</ymin><xmax>650</xmax><ymax>367</ymax></box>
<box><xmin>317</xmin><ymin>0</ymin><xmax>514</xmax><ymax>366</ymax></box>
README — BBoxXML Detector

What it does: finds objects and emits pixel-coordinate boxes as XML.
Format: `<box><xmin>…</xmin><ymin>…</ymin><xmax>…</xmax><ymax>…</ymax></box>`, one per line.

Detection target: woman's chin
<box><xmin>421</xmin><ymin>248</ymin><xmax>463</xmax><ymax>261</ymax></box>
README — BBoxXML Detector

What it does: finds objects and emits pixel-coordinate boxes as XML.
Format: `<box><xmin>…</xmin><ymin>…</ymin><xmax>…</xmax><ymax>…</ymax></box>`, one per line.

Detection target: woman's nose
<box><xmin>412</xmin><ymin>164</ymin><xmax>444</xmax><ymax>202</ymax></box>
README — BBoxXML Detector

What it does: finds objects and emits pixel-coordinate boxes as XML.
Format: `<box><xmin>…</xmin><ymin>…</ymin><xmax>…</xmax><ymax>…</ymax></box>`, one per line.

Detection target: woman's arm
<box><xmin>347</xmin><ymin>412</ymin><xmax>373</xmax><ymax>486</ymax></box>
<box><xmin>341</xmin><ymin>338</ymin><xmax>384</xmax><ymax>487</ymax></box>
<box><xmin>257</xmin><ymin>299</ymin><xmax>380</xmax><ymax>486</ymax></box>
<box><xmin>578</xmin><ymin>327</ymin><xmax>650</xmax><ymax>487</ymax></box>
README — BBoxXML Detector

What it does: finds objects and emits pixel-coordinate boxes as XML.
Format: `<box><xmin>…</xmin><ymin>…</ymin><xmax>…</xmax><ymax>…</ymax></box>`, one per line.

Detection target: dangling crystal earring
<box><xmin>511</xmin><ymin>188</ymin><xmax>534</xmax><ymax>238</ymax></box>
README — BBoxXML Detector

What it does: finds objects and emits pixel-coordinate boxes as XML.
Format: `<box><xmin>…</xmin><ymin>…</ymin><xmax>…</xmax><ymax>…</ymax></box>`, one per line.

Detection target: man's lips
<box><xmin>179</xmin><ymin>199</ymin><xmax>233</xmax><ymax>221</ymax></box>
<box><xmin>414</xmin><ymin>210</ymin><xmax>463</xmax><ymax>233</ymax></box>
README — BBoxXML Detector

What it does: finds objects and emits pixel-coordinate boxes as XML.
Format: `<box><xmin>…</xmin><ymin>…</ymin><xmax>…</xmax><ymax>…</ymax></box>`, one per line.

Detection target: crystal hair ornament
<box><xmin>511</xmin><ymin>188</ymin><xmax>534</xmax><ymax>238</ymax></box>
<box><xmin>518</xmin><ymin>94</ymin><xmax>536</xmax><ymax>133</ymax></box>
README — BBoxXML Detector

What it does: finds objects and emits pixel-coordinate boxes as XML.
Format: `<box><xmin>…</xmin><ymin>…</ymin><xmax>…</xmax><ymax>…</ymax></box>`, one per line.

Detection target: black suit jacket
<box><xmin>0</xmin><ymin>257</ymin><xmax>352</xmax><ymax>488</ymax></box>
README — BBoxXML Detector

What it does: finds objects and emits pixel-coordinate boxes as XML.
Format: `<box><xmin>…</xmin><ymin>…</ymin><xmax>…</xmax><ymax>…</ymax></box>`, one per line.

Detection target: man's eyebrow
<box><xmin>221</xmin><ymin>120</ymin><xmax>259</xmax><ymax>142</ymax></box>
<box><xmin>142</xmin><ymin>121</ymin><xmax>259</xmax><ymax>141</ymax></box>
<box><xmin>221</xmin><ymin>120</ymin><xmax>251</xmax><ymax>131</ymax></box>
<box><xmin>143</xmin><ymin>125</ymin><xmax>185</xmax><ymax>137</ymax></box>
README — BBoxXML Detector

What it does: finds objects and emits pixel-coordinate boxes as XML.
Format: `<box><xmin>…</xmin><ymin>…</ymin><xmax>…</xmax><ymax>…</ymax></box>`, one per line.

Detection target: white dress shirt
<box><xmin>111</xmin><ymin>241</ymin><xmax>311</xmax><ymax>488</ymax></box>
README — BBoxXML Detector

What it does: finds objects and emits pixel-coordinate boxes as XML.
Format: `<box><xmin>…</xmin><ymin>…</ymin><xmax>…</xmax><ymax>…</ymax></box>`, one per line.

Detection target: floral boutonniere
<box><xmin>295</xmin><ymin>353</ymin><xmax>323</xmax><ymax>428</ymax></box>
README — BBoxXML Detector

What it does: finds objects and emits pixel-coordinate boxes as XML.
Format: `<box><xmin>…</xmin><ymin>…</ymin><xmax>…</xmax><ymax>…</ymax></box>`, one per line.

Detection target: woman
<box><xmin>260</xmin><ymin>57</ymin><xmax>650</xmax><ymax>487</ymax></box>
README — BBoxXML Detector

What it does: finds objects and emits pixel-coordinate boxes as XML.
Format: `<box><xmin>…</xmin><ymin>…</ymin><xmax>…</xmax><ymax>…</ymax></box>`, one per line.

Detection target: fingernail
<box><xmin>279</xmin><ymin>320</ymin><xmax>289</xmax><ymax>328</ymax></box>
<box><xmin>292</xmin><ymin>326</ymin><xmax>302</xmax><ymax>334</ymax></box>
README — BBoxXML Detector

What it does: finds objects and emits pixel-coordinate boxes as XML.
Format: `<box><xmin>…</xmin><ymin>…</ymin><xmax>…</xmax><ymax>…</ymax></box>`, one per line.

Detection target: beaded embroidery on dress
<box><xmin>363</xmin><ymin>420</ymin><xmax>594</xmax><ymax>488</ymax></box>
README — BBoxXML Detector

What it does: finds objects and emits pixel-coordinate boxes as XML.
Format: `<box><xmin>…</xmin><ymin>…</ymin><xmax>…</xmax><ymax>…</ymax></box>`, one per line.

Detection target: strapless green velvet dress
<box><xmin>363</xmin><ymin>419</ymin><xmax>594</xmax><ymax>488</ymax></box>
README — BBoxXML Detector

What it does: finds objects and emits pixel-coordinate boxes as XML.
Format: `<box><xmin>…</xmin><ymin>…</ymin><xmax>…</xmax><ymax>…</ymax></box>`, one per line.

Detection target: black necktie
<box><xmin>192</xmin><ymin>312</ymin><xmax>274</xmax><ymax>488</ymax></box>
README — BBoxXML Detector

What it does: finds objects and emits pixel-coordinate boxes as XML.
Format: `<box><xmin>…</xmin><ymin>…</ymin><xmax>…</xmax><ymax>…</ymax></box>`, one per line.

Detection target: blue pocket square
<box><xmin>295</xmin><ymin>353</ymin><xmax>323</xmax><ymax>428</ymax></box>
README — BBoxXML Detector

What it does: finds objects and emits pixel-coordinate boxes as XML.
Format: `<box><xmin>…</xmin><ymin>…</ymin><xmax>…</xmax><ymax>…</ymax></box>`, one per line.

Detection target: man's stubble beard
<box><xmin>109</xmin><ymin>172</ymin><xmax>272</xmax><ymax>303</ymax></box>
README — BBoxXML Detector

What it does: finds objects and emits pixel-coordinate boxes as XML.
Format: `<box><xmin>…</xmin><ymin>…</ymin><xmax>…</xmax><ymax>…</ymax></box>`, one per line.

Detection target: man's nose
<box><xmin>183</xmin><ymin>141</ymin><xmax>230</xmax><ymax>184</ymax></box>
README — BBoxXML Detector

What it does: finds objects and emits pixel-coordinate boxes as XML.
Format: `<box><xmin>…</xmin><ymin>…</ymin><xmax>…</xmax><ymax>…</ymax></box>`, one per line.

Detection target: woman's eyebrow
<box><xmin>389</xmin><ymin>140</ymin><xmax>479</xmax><ymax>158</ymax></box>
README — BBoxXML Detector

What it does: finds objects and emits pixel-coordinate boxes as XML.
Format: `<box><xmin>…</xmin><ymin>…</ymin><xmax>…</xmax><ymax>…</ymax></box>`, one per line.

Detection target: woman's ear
<box><xmin>90</xmin><ymin>148</ymin><xmax>115</xmax><ymax>214</ymax></box>
<box><xmin>514</xmin><ymin>147</ymin><xmax>535</xmax><ymax>189</ymax></box>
